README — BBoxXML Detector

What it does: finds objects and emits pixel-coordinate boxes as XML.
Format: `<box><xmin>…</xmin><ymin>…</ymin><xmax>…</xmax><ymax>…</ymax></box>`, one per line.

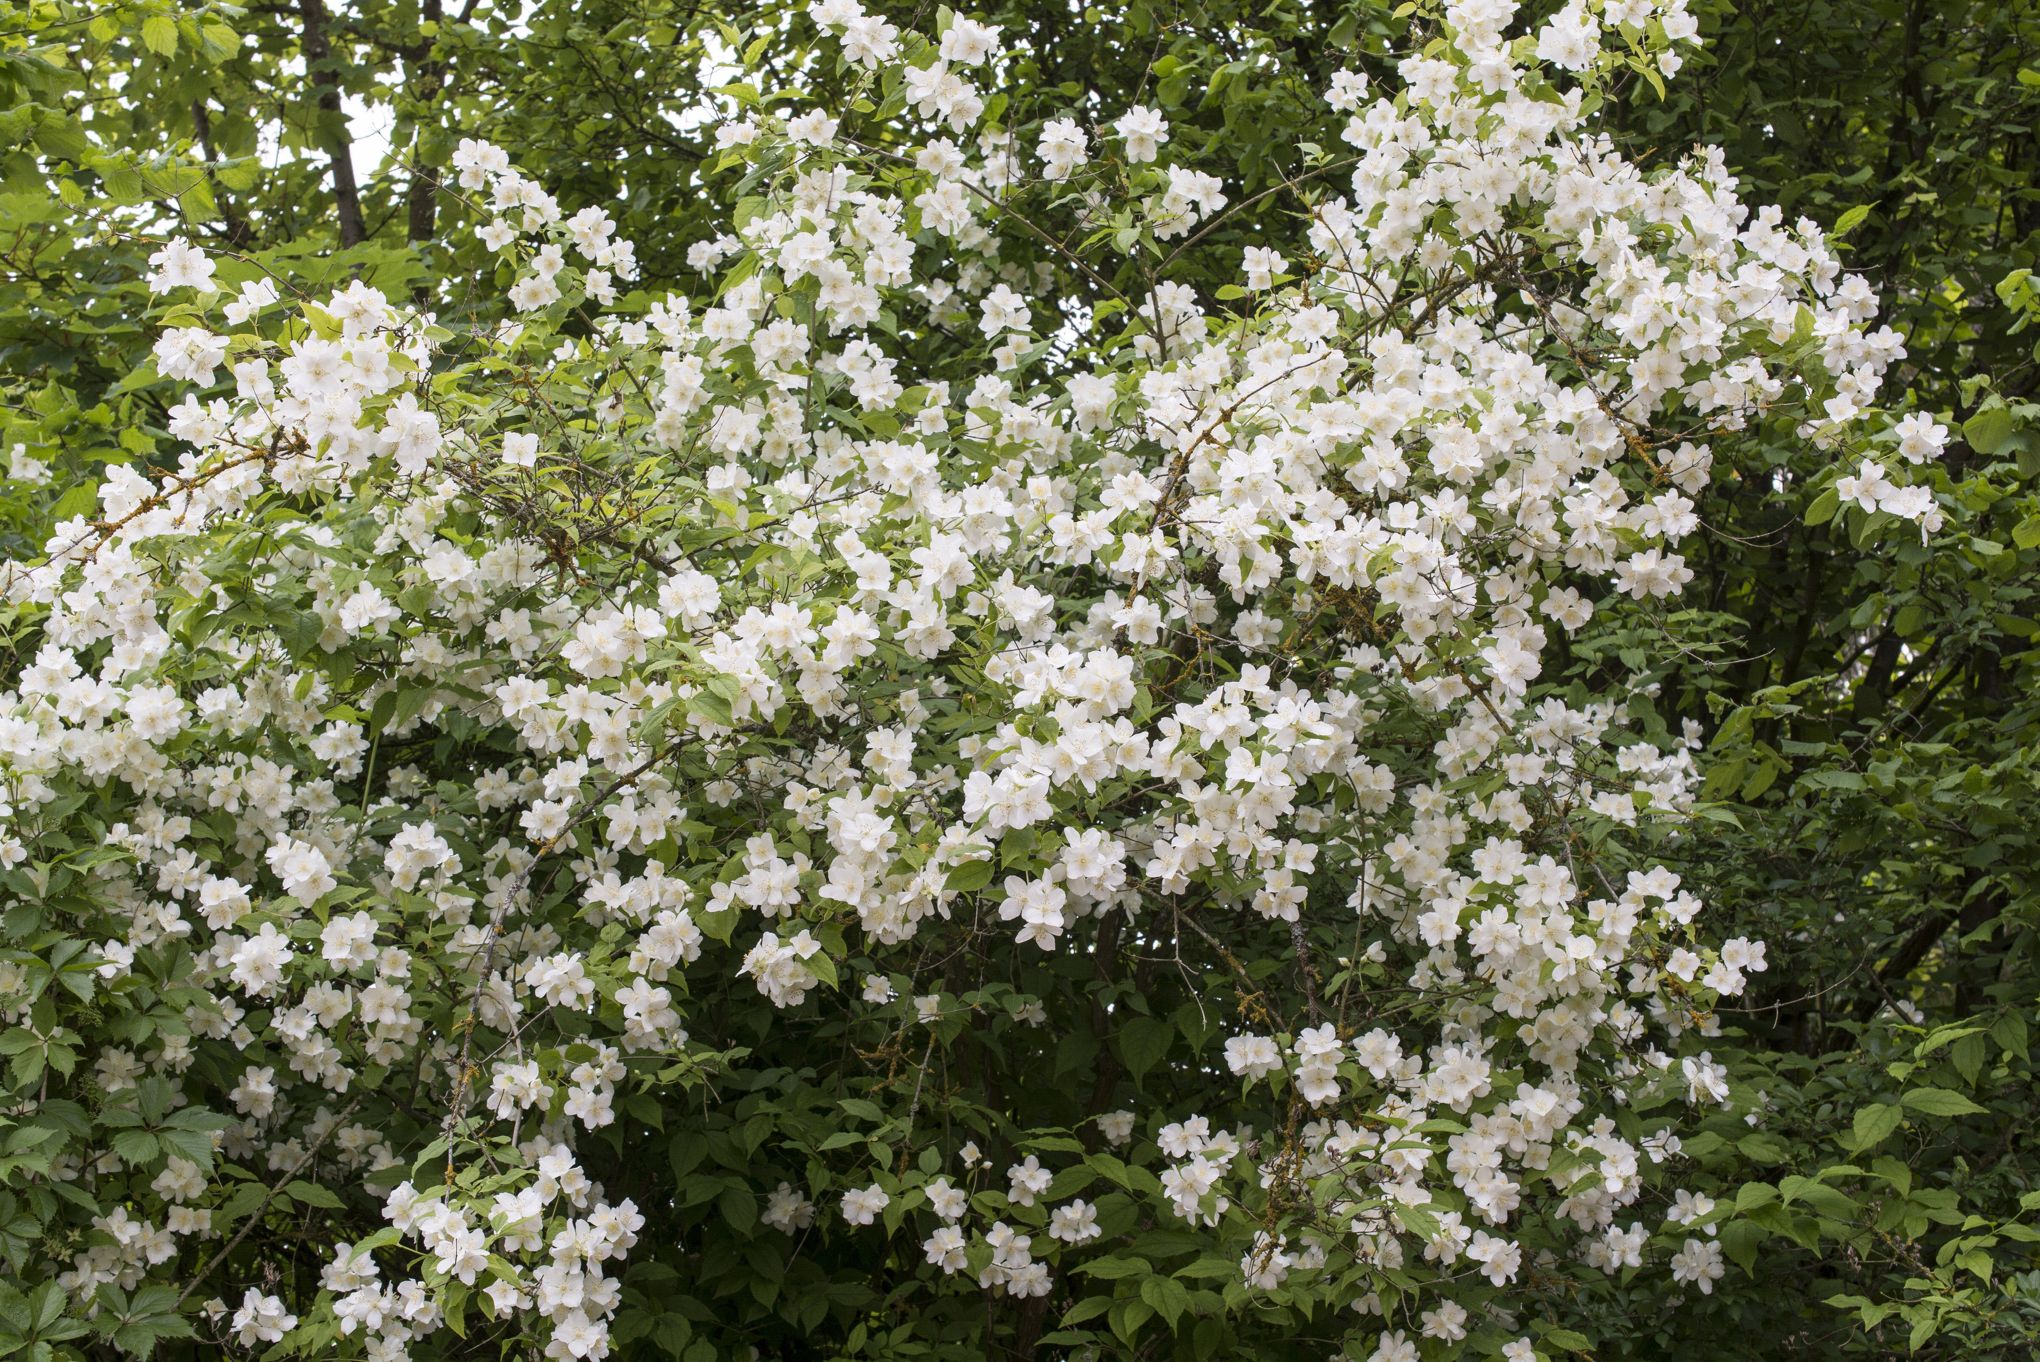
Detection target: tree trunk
<box><xmin>405</xmin><ymin>0</ymin><xmax>445</xmax><ymax>246</ymax></box>
<box><xmin>190</xmin><ymin>100</ymin><xmax>254</xmax><ymax>248</ymax></box>
<box><xmin>298</xmin><ymin>0</ymin><xmax>365</xmax><ymax>248</ymax></box>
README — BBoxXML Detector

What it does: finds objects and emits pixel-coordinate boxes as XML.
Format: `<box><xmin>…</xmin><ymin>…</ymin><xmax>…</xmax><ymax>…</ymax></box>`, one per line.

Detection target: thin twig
<box><xmin>177</xmin><ymin>1093</ymin><xmax>364</xmax><ymax>1306</ymax></box>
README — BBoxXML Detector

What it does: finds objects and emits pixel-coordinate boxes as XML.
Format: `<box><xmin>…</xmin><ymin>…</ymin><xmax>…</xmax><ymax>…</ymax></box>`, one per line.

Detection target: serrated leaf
<box><xmin>1850</xmin><ymin>1102</ymin><xmax>1904</xmax><ymax>1150</ymax></box>
<box><xmin>1962</xmin><ymin>407</ymin><xmax>2014</xmax><ymax>457</ymax></box>
<box><xmin>140</xmin><ymin>15</ymin><xmax>178</xmax><ymax>55</ymax></box>
<box><xmin>1901</xmin><ymin>1087</ymin><xmax>1986</xmax><ymax>1117</ymax></box>
<box><xmin>1076</xmin><ymin>1256</ymin><xmax>1146</xmax><ymax>1279</ymax></box>
<box><xmin>943</xmin><ymin>859</ymin><xmax>992</xmax><ymax>893</ymax></box>
<box><xmin>1118</xmin><ymin>1016</ymin><xmax>1171</xmax><ymax>1083</ymax></box>
<box><xmin>1720</xmin><ymin>1218</ymin><xmax>1764</xmax><ymax>1275</ymax></box>
<box><xmin>718</xmin><ymin>1183</ymin><xmax>756</xmax><ymax>1232</ymax></box>
<box><xmin>284</xmin><ymin>1178</ymin><xmax>344</xmax><ymax>1208</ymax></box>
<box><xmin>1138</xmin><ymin>1274</ymin><xmax>1190</xmax><ymax>1329</ymax></box>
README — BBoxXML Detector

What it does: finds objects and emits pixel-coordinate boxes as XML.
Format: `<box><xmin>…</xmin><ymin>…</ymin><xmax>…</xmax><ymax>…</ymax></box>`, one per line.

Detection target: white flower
<box><xmin>1670</xmin><ymin>1237</ymin><xmax>1726</xmax><ymax>1293</ymax></box>
<box><xmin>503</xmin><ymin>432</ymin><xmax>541</xmax><ymax>467</ymax></box>
<box><xmin>1048</xmin><ymin>1199</ymin><xmax>1100</xmax><ymax>1243</ymax></box>
<box><xmin>230</xmin><ymin>1289</ymin><xmax>296</xmax><ymax>1345</ymax></box>
<box><xmin>147</xmin><ymin>238</ymin><xmax>217</xmax><ymax>294</ymax></box>
<box><xmin>840</xmin><ymin>1183</ymin><xmax>890</xmax><ymax>1226</ymax></box>
<box><xmin>1224</xmin><ymin>1034</ymin><xmax>1283</xmax><ymax>1082</ymax></box>
<box><xmin>1114</xmin><ymin>105</ymin><xmax>1168</xmax><ymax>162</ymax></box>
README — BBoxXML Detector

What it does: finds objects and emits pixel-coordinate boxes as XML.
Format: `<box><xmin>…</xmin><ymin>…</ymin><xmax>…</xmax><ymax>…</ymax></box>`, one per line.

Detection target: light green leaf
<box><xmin>1900</xmin><ymin>1087</ymin><xmax>1986</xmax><ymax>1117</ymax></box>
<box><xmin>1850</xmin><ymin>1102</ymin><xmax>1904</xmax><ymax>1150</ymax></box>
<box><xmin>140</xmin><ymin>15</ymin><xmax>178</xmax><ymax>55</ymax></box>
<box><xmin>1962</xmin><ymin>407</ymin><xmax>2014</xmax><ymax>456</ymax></box>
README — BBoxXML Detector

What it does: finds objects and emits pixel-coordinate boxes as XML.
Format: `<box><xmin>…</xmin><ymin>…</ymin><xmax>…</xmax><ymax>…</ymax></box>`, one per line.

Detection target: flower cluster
<box><xmin>0</xmin><ymin>0</ymin><xmax>1944</xmax><ymax>1357</ymax></box>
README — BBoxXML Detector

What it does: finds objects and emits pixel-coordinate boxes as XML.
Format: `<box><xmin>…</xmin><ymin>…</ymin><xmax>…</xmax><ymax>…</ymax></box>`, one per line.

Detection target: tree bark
<box><xmin>298</xmin><ymin>0</ymin><xmax>365</xmax><ymax>247</ymax></box>
<box><xmin>405</xmin><ymin>0</ymin><xmax>445</xmax><ymax>246</ymax></box>
<box><xmin>190</xmin><ymin>100</ymin><xmax>254</xmax><ymax>248</ymax></box>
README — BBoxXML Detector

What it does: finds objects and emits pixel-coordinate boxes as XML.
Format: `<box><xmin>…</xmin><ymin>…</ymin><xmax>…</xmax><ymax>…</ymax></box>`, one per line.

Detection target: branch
<box><xmin>1289</xmin><ymin>919</ymin><xmax>1326</xmax><ymax>1024</ymax></box>
<box><xmin>1850</xmin><ymin>908</ymin><xmax>1955</xmax><ymax>1027</ymax></box>
<box><xmin>176</xmin><ymin>1093</ymin><xmax>364</xmax><ymax>1306</ymax></box>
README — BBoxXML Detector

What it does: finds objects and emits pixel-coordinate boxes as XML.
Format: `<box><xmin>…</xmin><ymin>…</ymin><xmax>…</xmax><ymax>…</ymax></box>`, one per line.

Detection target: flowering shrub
<box><xmin>0</xmin><ymin>1</ymin><xmax>1951</xmax><ymax>1358</ymax></box>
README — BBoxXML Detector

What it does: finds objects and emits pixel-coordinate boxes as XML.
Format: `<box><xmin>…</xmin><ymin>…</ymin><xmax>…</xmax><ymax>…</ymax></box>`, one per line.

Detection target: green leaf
<box><xmin>1108</xmin><ymin>1297</ymin><xmax>1154</xmax><ymax>1344</ymax></box>
<box><xmin>1118</xmin><ymin>1016</ymin><xmax>1172</xmax><ymax>1083</ymax></box>
<box><xmin>284</xmin><ymin>1178</ymin><xmax>344</xmax><ymax>1209</ymax></box>
<box><xmin>110</xmin><ymin>1130</ymin><xmax>160</xmax><ymax>1166</ymax></box>
<box><xmin>1735</xmin><ymin>1181</ymin><xmax>1779</xmax><ymax>1213</ymax></box>
<box><xmin>1138</xmin><ymin>1274</ymin><xmax>1191</xmax><ymax>1329</ymax></box>
<box><xmin>1076</xmin><ymin>1257</ymin><xmax>1147</xmax><ymax>1280</ymax></box>
<box><xmin>687</xmin><ymin>687</ymin><xmax>734</xmax><ymax>727</ymax></box>
<box><xmin>943</xmin><ymin>859</ymin><xmax>993</xmax><ymax>893</ymax></box>
<box><xmin>1962</xmin><ymin>407</ymin><xmax>2014</xmax><ymax>457</ymax></box>
<box><xmin>52</xmin><ymin>480</ymin><xmax>99</xmax><ymax>522</ymax></box>
<box><xmin>1850</xmin><ymin>1102</ymin><xmax>1904</xmax><ymax>1151</ymax></box>
<box><xmin>0</xmin><ymin>1284</ymin><xmax>29</xmax><ymax>1334</ymax></box>
<box><xmin>140</xmin><ymin>15</ymin><xmax>178</xmax><ymax>55</ymax></box>
<box><xmin>1720</xmin><ymin>1219</ymin><xmax>1765</xmax><ymax>1275</ymax></box>
<box><xmin>718</xmin><ymin>1183</ymin><xmax>756</xmax><ymax>1232</ymax></box>
<box><xmin>1900</xmin><ymin>1087</ymin><xmax>1986</xmax><ymax>1117</ymax></box>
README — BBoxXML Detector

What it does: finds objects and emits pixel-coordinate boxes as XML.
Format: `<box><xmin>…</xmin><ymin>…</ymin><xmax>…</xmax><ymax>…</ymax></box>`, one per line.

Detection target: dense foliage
<box><xmin>0</xmin><ymin>1</ymin><xmax>2034</xmax><ymax>1361</ymax></box>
